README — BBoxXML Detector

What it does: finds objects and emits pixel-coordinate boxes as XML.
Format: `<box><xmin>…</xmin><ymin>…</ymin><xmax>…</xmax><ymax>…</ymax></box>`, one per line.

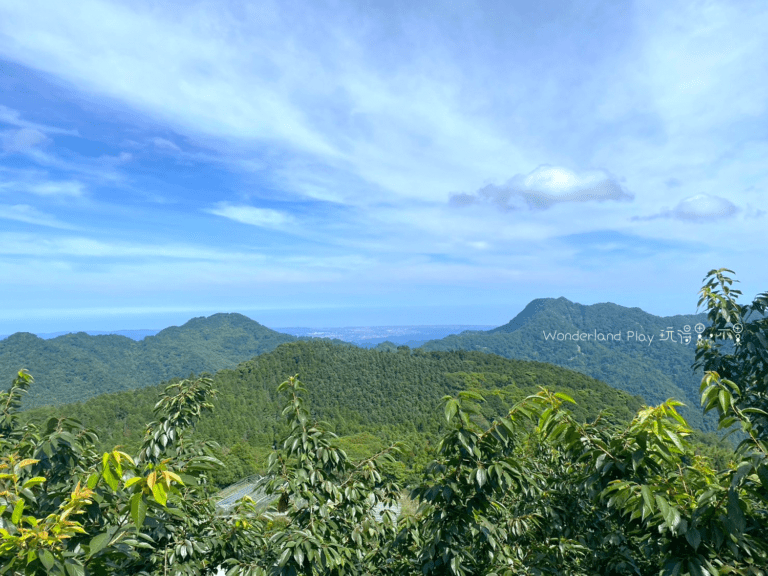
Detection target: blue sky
<box><xmin>1</xmin><ymin>0</ymin><xmax>766</xmax><ymax>334</ymax></box>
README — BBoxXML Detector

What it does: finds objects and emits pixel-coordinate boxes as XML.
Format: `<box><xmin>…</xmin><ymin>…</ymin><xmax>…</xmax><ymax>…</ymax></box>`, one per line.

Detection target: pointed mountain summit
<box><xmin>0</xmin><ymin>313</ymin><xmax>296</xmax><ymax>410</ymax></box>
<box><xmin>489</xmin><ymin>297</ymin><xmax>565</xmax><ymax>333</ymax></box>
<box><xmin>421</xmin><ymin>297</ymin><xmax>713</xmax><ymax>431</ymax></box>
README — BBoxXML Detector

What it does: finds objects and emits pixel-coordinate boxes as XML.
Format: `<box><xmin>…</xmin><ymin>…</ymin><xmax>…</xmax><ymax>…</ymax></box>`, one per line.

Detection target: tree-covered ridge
<box><xmin>2</xmin><ymin>269</ymin><xmax>767</xmax><ymax>575</ymax></box>
<box><xmin>421</xmin><ymin>296</ymin><xmax>715</xmax><ymax>431</ymax></box>
<box><xmin>22</xmin><ymin>341</ymin><xmax>648</xmax><ymax>485</ymax></box>
<box><xmin>0</xmin><ymin>313</ymin><xmax>296</xmax><ymax>409</ymax></box>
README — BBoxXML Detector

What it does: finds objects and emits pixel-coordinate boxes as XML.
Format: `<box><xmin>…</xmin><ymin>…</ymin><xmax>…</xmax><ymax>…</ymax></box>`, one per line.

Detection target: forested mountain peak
<box><xmin>489</xmin><ymin>297</ymin><xmax>562</xmax><ymax>333</ymax></box>
<box><xmin>0</xmin><ymin>313</ymin><xmax>296</xmax><ymax>410</ymax></box>
<box><xmin>491</xmin><ymin>297</ymin><xmax>698</xmax><ymax>335</ymax></box>
<box><xmin>163</xmin><ymin>312</ymin><xmax>269</xmax><ymax>331</ymax></box>
<box><xmin>143</xmin><ymin>312</ymin><xmax>285</xmax><ymax>343</ymax></box>
<box><xmin>2</xmin><ymin>332</ymin><xmax>44</xmax><ymax>344</ymax></box>
<box><xmin>422</xmin><ymin>297</ymin><xmax>712</xmax><ymax>431</ymax></box>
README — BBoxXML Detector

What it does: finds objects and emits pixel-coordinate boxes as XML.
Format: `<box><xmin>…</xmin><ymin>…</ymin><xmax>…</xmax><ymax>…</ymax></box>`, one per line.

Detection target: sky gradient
<box><xmin>1</xmin><ymin>0</ymin><xmax>766</xmax><ymax>334</ymax></box>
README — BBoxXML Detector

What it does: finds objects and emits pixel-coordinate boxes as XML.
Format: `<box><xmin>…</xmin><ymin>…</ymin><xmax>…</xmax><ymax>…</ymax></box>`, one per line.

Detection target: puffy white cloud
<box><xmin>633</xmin><ymin>194</ymin><xmax>741</xmax><ymax>222</ymax></box>
<box><xmin>673</xmin><ymin>194</ymin><xmax>739</xmax><ymax>221</ymax></box>
<box><xmin>450</xmin><ymin>165</ymin><xmax>633</xmax><ymax>211</ymax></box>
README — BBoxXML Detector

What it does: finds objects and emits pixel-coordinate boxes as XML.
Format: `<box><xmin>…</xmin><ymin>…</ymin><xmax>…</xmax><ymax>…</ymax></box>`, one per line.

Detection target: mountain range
<box><xmin>2</xmin><ymin>298</ymin><xmax>717</xmax><ymax>432</ymax></box>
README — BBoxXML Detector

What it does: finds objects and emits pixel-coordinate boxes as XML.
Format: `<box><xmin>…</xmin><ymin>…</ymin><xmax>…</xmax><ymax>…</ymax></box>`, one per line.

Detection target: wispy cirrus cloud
<box><xmin>24</xmin><ymin>181</ymin><xmax>86</xmax><ymax>197</ymax></box>
<box><xmin>0</xmin><ymin>127</ymin><xmax>50</xmax><ymax>153</ymax></box>
<box><xmin>206</xmin><ymin>202</ymin><xmax>294</xmax><ymax>229</ymax></box>
<box><xmin>0</xmin><ymin>233</ymin><xmax>257</xmax><ymax>259</ymax></box>
<box><xmin>0</xmin><ymin>204</ymin><xmax>78</xmax><ymax>229</ymax></box>
<box><xmin>0</xmin><ymin>104</ymin><xmax>79</xmax><ymax>135</ymax></box>
<box><xmin>150</xmin><ymin>137</ymin><xmax>181</xmax><ymax>153</ymax></box>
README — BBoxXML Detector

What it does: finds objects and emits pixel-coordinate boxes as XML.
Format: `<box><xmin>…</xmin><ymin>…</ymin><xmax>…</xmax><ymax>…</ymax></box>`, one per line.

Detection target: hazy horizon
<box><xmin>0</xmin><ymin>292</ymin><xmax>714</xmax><ymax>339</ymax></box>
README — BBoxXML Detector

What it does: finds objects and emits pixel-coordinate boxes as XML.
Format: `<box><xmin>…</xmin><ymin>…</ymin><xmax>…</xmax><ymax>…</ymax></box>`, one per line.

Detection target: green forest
<box><xmin>1</xmin><ymin>269</ymin><xmax>767</xmax><ymax>575</ymax></box>
<box><xmin>0</xmin><ymin>313</ymin><xmax>296</xmax><ymax>409</ymax></box>
<box><xmin>421</xmin><ymin>298</ymin><xmax>717</xmax><ymax>432</ymax></box>
<box><xmin>21</xmin><ymin>341</ymin><xmax>658</xmax><ymax>487</ymax></box>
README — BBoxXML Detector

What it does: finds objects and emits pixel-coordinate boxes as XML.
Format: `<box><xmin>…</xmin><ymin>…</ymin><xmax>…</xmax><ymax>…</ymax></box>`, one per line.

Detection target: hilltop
<box><xmin>420</xmin><ymin>297</ymin><xmax>714</xmax><ymax>431</ymax></box>
<box><xmin>0</xmin><ymin>313</ymin><xmax>295</xmax><ymax>409</ymax></box>
<box><xmin>22</xmin><ymin>338</ymin><xmax>647</xmax><ymax>485</ymax></box>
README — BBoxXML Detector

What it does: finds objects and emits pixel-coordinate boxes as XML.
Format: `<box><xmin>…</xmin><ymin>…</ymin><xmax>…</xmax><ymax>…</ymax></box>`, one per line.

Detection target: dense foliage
<box><xmin>420</xmin><ymin>297</ymin><xmax>715</xmax><ymax>431</ymax></box>
<box><xmin>0</xmin><ymin>314</ymin><xmax>295</xmax><ymax>410</ymax></box>
<box><xmin>22</xmin><ymin>343</ymin><xmax>648</xmax><ymax>487</ymax></box>
<box><xmin>2</xmin><ymin>269</ymin><xmax>766</xmax><ymax>575</ymax></box>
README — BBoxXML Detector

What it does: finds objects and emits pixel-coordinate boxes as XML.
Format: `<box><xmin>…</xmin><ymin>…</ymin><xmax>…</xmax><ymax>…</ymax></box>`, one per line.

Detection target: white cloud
<box><xmin>25</xmin><ymin>181</ymin><xmax>85</xmax><ymax>197</ymax></box>
<box><xmin>633</xmin><ymin>194</ymin><xmax>741</xmax><ymax>222</ymax></box>
<box><xmin>673</xmin><ymin>194</ymin><xmax>739</xmax><ymax>221</ymax></box>
<box><xmin>151</xmin><ymin>137</ymin><xmax>181</xmax><ymax>152</ymax></box>
<box><xmin>0</xmin><ymin>170</ymin><xmax>88</xmax><ymax>199</ymax></box>
<box><xmin>0</xmin><ymin>105</ymin><xmax>79</xmax><ymax>135</ymax></box>
<box><xmin>451</xmin><ymin>165</ymin><xmax>634</xmax><ymax>211</ymax></box>
<box><xmin>206</xmin><ymin>203</ymin><xmax>293</xmax><ymax>229</ymax></box>
<box><xmin>0</xmin><ymin>233</ymin><xmax>266</xmax><ymax>260</ymax></box>
<box><xmin>0</xmin><ymin>204</ymin><xmax>78</xmax><ymax>229</ymax></box>
<box><xmin>0</xmin><ymin>128</ymin><xmax>50</xmax><ymax>153</ymax></box>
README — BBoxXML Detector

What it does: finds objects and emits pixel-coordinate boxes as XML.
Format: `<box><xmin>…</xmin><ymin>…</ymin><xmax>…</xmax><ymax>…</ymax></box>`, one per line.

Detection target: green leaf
<box><xmin>665</xmin><ymin>430</ymin><xmax>685</xmax><ymax>452</ymax></box>
<box><xmin>86</xmin><ymin>472</ymin><xmax>99</xmax><ymax>490</ymax></box>
<box><xmin>718</xmin><ymin>389</ymin><xmax>731</xmax><ymax>413</ymax></box>
<box><xmin>88</xmin><ymin>532</ymin><xmax>111</xmax><ymax>557</ymax></box>
<box><xmin>39</xmin><ymin>549</ymin><xmax>54</xmax><ymax>571</ymax></box>
<box><xmin>731</xmin><ymin>462</ymin><xmax>752</xmax><ymax>489</ymax></box>
<box><xmin>124</xmin><ymin>476</ymin><xmax>143</xmax><ymax>489</ymax></box>
<box><xmin>278</xmin><ymin>548</ymin><xmax>291</xmax><ymax>567</ymax></box>
<box><xmin>476</xmin><ymin>468</ymin><xmax>487</xmax><ymax>488</ymax></box>
<box><xmin>444</xmin><ymin>399</ymin><xmax>458</xmax><ymax>423</ymax></box>
<box><xmin>21</xmin><ymin>476</ymin><xmax>46</xmax><ymax>490</ymax></box>
<box><xmin>102</xmin><ymin>467</ymin><xmax>118</xmax><ymax>491</ymax></box>
<box><xmin>685</xmin><ymin>527</ymin><xmax>701</xmax><ymax>551</ymax></box>
<box><xmin>655</xmin><ymin>495</ymin><xmax>671</xmax><ymax>520</ymax></box>
<box><xmin>130</xmin><ymin>493</ymin><xmax>147</xmax><ymax>528</ymax></box>
<box><xmin>152</xmin><ymin>482</ymin><xmax>167</xmax><ymax>506</ymax></box>
<box><xmin>725</xmin><ymin>489</ymin><xmax>746</xmax><ymax>534</ymax></box>
<box><xmin>65</xmin><ymin>559</ymin><xmax>85</xmax><ymax>576</ymax></box>
<box><xmin>459</xmin><ymin>390</ymin><xmax>485</xmax><ymax>402</ymax></box>
<box><xmin>553</xmin><ymin>392</ymin><xmax>576</xmax><ymax>404</ymax></box>
<box><xmin>757</xmin><ymin>463</ymin><xmax>768</xmax><ymax>490</ymax></box>
<box><xmin>11</xmin><ymin>499</ymin><xmax>24</xmax><ymax>524</ymax></box>
<box><xmin>641</xmin><ymin>485</ymin><xmax>654</xmax><ymax>513</ymax></box>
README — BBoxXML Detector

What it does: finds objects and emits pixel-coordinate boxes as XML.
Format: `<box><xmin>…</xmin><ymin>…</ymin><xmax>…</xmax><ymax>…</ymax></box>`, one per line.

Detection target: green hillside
<box><xmin>420</xmin><ymin>297</ymin><xmax>716</xmax><ymax>431</ymax></box>
<box><xmin>22</xmin><ymin>339</ymin><xmax>646</xmax><ymax>484</ymax></box>
<box><xmin>1</xmin><ymin>313</ymin><xmax>295</xmax><ymax>409</ymax></box>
